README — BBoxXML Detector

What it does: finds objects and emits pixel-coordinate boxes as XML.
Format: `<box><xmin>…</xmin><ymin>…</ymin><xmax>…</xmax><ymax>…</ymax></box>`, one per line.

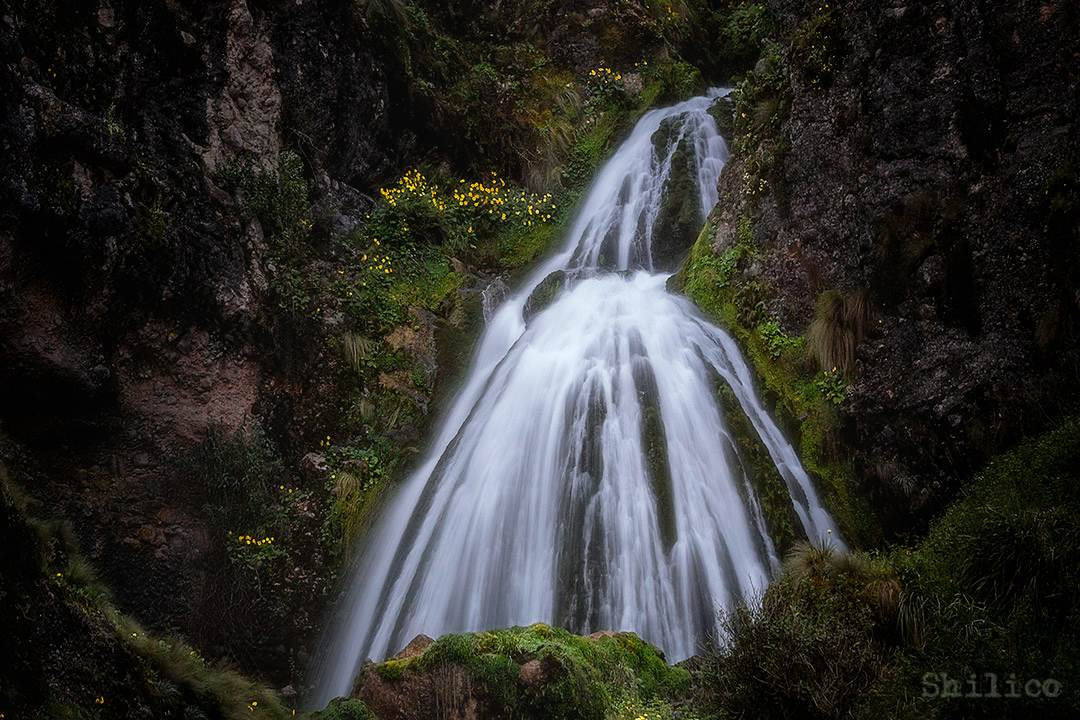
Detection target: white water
<box><xmin>310</xmin><ymin>92</ymin><xmax>840</xmax><ymax>706</ymax></box>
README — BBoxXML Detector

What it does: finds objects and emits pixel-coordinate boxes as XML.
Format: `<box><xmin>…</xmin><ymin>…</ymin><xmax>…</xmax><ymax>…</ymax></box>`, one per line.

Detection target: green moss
<box><xmin>716</xmin><ymin>383</ymin><xmax>799</xmax><ymax>552</ymax></box>
<box><xmin>373</xmin><ymin>659</ymin><xmax>406</xmax><ymax>682</ymax></box>
<box><xmin>522</xmin><ymin>270</ymin><xmax>567</xmax><ymax>321</ymax></box>
<box><xmin>376</xmin><ymin>624</ymin><xmax>689</xmax><ymax>720</ymax></box>
<box><xmin>679</xmin><ymin>213</ymin><xmax>876</xmax><ymax>547</ymax></box>
<box><xmin>562</xmin><ymin>111</ymin><xmax>621</xmax><ymax>191</ymax></box>
<box><xmin>310</xmin><ymin>697</ymin><xmax>377</xmax><ymax>720</ymax></box>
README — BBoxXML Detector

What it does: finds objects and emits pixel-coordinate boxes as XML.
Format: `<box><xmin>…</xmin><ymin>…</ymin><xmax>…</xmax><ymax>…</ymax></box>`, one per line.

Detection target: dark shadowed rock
<box><xmin>523</xmin><ymin>270</ymin><xmax>567</xmax><ymax>323</ymax></box>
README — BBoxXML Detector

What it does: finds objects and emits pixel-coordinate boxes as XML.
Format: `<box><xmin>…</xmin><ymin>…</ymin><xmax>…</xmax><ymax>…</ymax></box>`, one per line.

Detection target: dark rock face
<box><xmin>725</xmin><ymin>0</ymin><xmax>1080</xmax><ymax>531</ymax></box>
<box><xmin>0</xmin><ymin>0</ymin><xmax>411</xmax><ymax>685</ymax></box>
<box><xmin>650</xmin><ymin>115</ymin><xmax>705</xmax><ymax>271</ymax></box>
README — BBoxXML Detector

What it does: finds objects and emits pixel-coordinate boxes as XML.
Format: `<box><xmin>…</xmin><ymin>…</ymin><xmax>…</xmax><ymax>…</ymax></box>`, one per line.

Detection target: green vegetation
<box><xmin>792</xmin><ymin>6</ymin><xmax>846</xmax><ymax>89</ymax></box>
<box><xmin>310</xmin><ymin>697</ymin><xmax>378</xmax><ymax>720</ymax></box>
<box><xmin>370</xmin><ymin>623</ymin><xmax>693</xmax><ymax>720</ymax></box>
<box><xmin>698</xmin><ymin>419</ymin><xmax>1080</xmax><ymax>719</ymax></box>
<box><xmin>217</xmin><ymin>151</ymin><xmax>313</xmax><ymax>266</ymax></box>
<box><xmin>679</xmin><ymin>211</ymin><xmax>876</xmax><ymax>546</ymax></box>
<box><xmin>699</xmin><ymin>543</ymin><xmax>897</xmax><ymax>719</ymax></box>
<box><xmin>730</xmin><ymin>41</ymin><xmax>792</xmax><ymax>201</ymax></box>
<box><xmin>715</xmin><ymin>2</ymin><xmax>774</xmax><ymax>68</ymax></box>
<box><xmin>171</xmin><ymin>425</ymin><xmax>327</xmax><ymax>680</ymax></box>
<box><xmin>0</xmin><ymin>460</ymin><xmax>294</xmax><ymax>719</ymax></box>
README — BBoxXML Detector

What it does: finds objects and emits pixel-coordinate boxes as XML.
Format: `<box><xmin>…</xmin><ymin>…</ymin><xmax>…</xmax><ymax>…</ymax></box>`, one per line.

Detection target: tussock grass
<box><xmin>807</xmin><ymin>288</ymin><xmax>871</xmax><ymax>372</ymax></box>
<box><xmin>341</xmin><ymin>332</ymin><xmax>377</xmax><ymax>374</ymax></box>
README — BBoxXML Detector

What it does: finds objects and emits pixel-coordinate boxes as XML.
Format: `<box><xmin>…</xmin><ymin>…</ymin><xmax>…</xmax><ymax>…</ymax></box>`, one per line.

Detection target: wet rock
<box><xmin>523</xmin><ymin>270</ymin><xmax>566</xmax><ymax>323</ymax></box>
<box><xmin>300</xmin><ymin>452</ymin><xmax>328</xmax><ymax>475</ymax></box>
<box><xmin>358</xmin><ymin>660</ymin><xmax>487</xmax><ymax>720</ymax></box>
<box><xmin>390</xmin><ymin>634</ymin><xmax>433</xmax><ymax>661</ymax></box>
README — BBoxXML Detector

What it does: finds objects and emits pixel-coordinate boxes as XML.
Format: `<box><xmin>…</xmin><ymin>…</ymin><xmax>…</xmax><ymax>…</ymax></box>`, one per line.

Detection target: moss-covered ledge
<box><xmin>351</xmin><ymin>624</ymin><xmax>694</xmax><ymax>720</ymax></box>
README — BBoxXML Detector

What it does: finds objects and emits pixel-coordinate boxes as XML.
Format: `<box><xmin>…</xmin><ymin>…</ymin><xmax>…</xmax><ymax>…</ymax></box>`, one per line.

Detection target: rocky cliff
<box><xmin>688</xmin><ymin>0</ymin><xmax>1080</xmax><ymax>540</ymax></box>
<box><xmin>0</xmin><ymin>0</ymin><xmax>725</xmax><ymax>708</ymax></box>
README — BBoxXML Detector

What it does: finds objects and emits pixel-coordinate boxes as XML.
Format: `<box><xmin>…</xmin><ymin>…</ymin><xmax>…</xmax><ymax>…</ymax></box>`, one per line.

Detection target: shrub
<box><xmin>717</xmin><ymin>2</ymin><xmax>774</xmax><ymax>68</ymax></box>
<box><xmin>176</xmin><ymin>424</ymin><xmax>285</xmax><ymax>534</ymax></box>
<box><xmin>217</xmin><ymin>151</ymin><xmax>312</xmax><ymax>264</ymax></box>
<box><xmin>699</xmin><ymin>543</ymin><xmax>898</xmax><ymax>720</ymax></box>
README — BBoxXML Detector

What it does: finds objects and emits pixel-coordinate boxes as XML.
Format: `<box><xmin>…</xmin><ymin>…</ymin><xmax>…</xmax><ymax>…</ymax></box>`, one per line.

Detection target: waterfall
<box><xmin>309</xmin><ymin>92</ymin><xmax>841</xmax><ymax>706</ymax></box>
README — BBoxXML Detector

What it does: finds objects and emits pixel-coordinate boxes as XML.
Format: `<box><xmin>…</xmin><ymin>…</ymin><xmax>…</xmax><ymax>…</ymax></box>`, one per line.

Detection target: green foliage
<box><xmin>716</xmin><ymin>1</ymin><xmax>774</xmax><ymax>67</ymax></box>
<box><xmin>177</xmin><ymin>424</ymin><xmax>285</xmax><ymax>535</ymax></box>
<box><xmin>104</xmin><ymin>102</ymin><xmax>123</xmax><ymax>137</ymax></box>
<box><xmin>375</xmin><ymin>168</ymin><xmax>557</xmax><ymax>267</ymax></box>
<box><xmin>378</xmin><ymin>624</ymin><xmax>690</xmax><ymax>720</ymax></box>
<box><xmin>869</xmin><ymin>420</ymin><xmax>1080</xmax><ymax>717</ymax></box>
<box><xmin>814</xmin><ymin>368</ymin><xmax>847</xmax><ymax>405</ymax></box>
<box><xmin>322</xmin><ymin>444</ymin><xmax>389</xmax><ymax>554</ymax></box>
<box><xmin>699</xmin><ymin>543</ymin><xmax>897</xmax><ymax>720</ymax></box>
<box><xmin>122</xmin><ymin>620</ymin><xmax>292</xmax><ymax>720</ymax></box>
<box><xmin>340</xmin><ymin>332</ymin><xmax>377</xmax><ymax>374</ymax></box>
<box><xmin>310</xmin><ymin>696</ymin><xmax>378</xmax><ymax>720</ymax></box>
<box><xmin>654</xmin><ymin>60</ymin><xmax>702</xmax><ymax>103</ymax></box>
<box><xmin>758</xmin><ymin>317</ymin><xmax>802</xmax><ymax>359</ymax></box>
<box><xmin>732</xmin><ymin>42</ymin><xmax>792</xmax><ymax>199</ymax></box>
<box><xmin>562</xmin><ymin>111</ymin><xmax>619</xmax><ymax>191</ymax></box>
<box><xmin>217</xmin><ymin>151</ymin><xmax>312</xmax><ymax>264</ymax></box>
<box><xmin>792</xmin><ymin>7</ymin><xmax>846</xmax><ymax>89</ymax></box>
<box><xmin>584</xmin><ymin>66</ymin><xmax>631</xmax><ymax>108</ymax></box>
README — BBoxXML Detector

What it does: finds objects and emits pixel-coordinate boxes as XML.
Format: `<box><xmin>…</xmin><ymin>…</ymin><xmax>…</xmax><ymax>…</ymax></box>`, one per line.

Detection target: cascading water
<box><xmin>310</xmin><ymin>91</ymin><xmax>841</xmax><ymax>706</ymax></box>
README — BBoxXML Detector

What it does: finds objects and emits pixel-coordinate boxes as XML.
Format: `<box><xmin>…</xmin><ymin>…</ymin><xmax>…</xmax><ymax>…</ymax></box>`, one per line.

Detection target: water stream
<box><xmin>310</xmin><ymin>92</ymin><xmax>840</xmax><ymax>706</ymax></box>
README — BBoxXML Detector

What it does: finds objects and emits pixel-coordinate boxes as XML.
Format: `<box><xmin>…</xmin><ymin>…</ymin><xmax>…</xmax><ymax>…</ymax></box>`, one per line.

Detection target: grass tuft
<box><xmin>807</xmin><ymin>288</ymin><xmax>871</xmax><ymax>373</ymax></box>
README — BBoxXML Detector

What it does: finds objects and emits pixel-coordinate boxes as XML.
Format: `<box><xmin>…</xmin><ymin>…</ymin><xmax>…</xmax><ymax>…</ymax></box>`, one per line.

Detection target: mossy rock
<box><xmin>311</xmin><ymin>697</ymin><xmax>377</xmax><ymax>720</ymax></box>
<box><xmin>523</xmin><ymin>270</ymin><xmax>567</xmax><ymax>323</ymax></box>
<box><xmin>649</xmin><ymin>118</ymin><xmax>704</xmax><ymax>271</ymax></box>
<box><xmin>708</xmin><ymin>95</ymin><xmax>736</xmax><ymax>146</ymax></box>
<box><xmin>357</xmin><ymin>624</ymin><xmax>690</xmax><ymax>720</ymax></box>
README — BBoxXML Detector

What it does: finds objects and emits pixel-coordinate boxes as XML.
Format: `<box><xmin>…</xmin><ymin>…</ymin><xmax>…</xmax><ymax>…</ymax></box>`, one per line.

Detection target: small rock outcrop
<box><xmin>523</xmin><ymin>270</ymin><xmax>567</xmax><ymax>323</ymax></box>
